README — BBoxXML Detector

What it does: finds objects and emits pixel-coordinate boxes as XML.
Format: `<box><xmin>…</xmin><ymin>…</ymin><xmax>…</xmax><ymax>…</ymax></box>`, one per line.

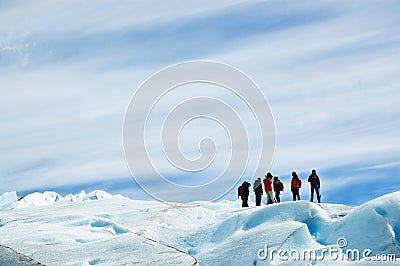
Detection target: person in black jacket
<box><xmin>241</xmin><ymin>181</ymin><xmax>251</xmax><ymax>207</ymax></box>
<box><xmin>253</xmin><ymin>178</ymin><xmax>263</xmax><ymax>206</ymax></box>
<box><xmin>308</xmin><ymin>169</ymin><xmax>321</xmax><ymax>203</ymax></box>
<box><xmin>273</xmin><ymin>176</ymin><xmax>283</xmax><ymax>203</ymax></box>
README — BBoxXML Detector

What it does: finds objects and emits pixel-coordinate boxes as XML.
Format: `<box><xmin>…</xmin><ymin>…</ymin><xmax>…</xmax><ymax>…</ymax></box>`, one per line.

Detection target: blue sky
<box><xmin>1</xmin><ymin>0</ymin><xmax>399</xmax><ymax>206</ymax></box>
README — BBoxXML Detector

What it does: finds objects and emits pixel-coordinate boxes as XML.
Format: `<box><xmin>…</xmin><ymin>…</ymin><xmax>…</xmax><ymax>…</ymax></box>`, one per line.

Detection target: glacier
<box><xmin>0</xmin><ymin>190</ymin><xmax>399</xmax><ymax>265</ymax></box>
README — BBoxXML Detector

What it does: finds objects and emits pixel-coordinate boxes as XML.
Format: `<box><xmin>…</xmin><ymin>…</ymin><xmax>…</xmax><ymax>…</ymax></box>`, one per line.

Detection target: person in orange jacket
<box><xmin>263</xmin><ymin>172</ymin><xmax>274</xmax><ymax>204</ymax></box>
<box><xmin>291</xmin><ymin>171</ymin><xmax>302</xmax><ymax>201</ymax></box>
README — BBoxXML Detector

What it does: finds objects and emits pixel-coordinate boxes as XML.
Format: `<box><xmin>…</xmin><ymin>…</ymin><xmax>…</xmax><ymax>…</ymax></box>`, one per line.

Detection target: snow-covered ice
<box><xmin>0</xmin><ymin>190</ymin><xmax>399</xmax><ymax>265</ymax></box>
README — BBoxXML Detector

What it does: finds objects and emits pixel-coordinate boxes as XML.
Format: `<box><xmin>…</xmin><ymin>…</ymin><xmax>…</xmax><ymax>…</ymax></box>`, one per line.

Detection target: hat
<box><xmin>292</xmin><ymin>171</ymin><xmax>297</xmax><ymax>177</ymax></box>
<box><xmin>266</xmin><ymin>172</ymin><xmax>273</xmax><ymax>178</ymax></box>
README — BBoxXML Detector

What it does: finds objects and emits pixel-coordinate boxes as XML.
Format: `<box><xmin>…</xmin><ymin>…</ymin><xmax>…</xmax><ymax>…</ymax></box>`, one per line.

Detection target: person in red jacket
<box><xmin>291</xmin><ymin>171</ymin><xmax>302</xmax><ymax>201</ymax></box>
<box><xmin>263</xmin><ymin>172</ymin><xmax>274</xmax><ymax>204</ymax></box>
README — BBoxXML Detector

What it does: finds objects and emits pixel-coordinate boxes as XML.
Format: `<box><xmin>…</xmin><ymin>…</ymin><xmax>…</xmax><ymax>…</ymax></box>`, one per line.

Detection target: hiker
<box><xmin>308</xmin><ymin>169</ymin><xmax>321</xmax><ymax>203</ymax></box>
<box><xmin>239</xmin><ymin>181</ymin><xmax>251</xmax><ymax>207</ymax></box>
<box><xmin>273</xmin><ymin>176</ymin><xmax>284</xmax><ymax>203</ymax></box>
<box><xmin>263</xmin><ymin>173</ymin><xmax>274</xmax><ymax>204</ymax></box>
<box><xmin>290</xmin><ymin>171</ymin><xmax>302</xmax><ymax>201</ymax></box>
<box><xmin>253</xmin><ymin>177</ymin><xmax>263</xmax><ymax>206</ymax></box>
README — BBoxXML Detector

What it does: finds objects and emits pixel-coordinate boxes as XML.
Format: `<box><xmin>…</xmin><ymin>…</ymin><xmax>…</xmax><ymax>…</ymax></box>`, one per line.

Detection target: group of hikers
<box><xmin>238</xmin><ymin>169</ymin><xmax>321</xmax><ymax>207</ymax></box>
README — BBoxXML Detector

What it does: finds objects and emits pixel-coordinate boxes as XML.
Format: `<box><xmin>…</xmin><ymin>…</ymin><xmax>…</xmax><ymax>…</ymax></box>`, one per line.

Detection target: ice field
<box><xmin>1</xmin><ymin>190</ymin><xmax>399</xmax><ymax>265</ymax></box>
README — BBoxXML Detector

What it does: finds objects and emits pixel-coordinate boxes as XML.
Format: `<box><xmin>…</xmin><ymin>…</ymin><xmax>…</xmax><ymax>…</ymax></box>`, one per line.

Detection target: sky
<box><xmin>1</xmin><ymin>0</ymin><xmax>400</xmax><ymax>206</ymax></box>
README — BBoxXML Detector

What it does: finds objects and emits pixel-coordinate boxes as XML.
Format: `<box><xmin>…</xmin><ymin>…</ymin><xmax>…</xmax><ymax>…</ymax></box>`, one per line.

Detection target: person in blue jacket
<box><xmin>253</xmin><ymin>177</ymin><xmax>263</xmax><ymax>206</ymax></box>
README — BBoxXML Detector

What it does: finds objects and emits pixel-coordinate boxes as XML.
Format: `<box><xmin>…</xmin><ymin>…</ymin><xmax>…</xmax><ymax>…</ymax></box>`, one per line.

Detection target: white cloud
<box><xmin>0</xmin><ymin>0</ymin><xmax>399</xmax><ymax>204</ymax></box>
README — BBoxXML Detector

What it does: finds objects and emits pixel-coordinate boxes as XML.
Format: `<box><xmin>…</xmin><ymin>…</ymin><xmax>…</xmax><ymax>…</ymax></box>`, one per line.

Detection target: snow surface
<box><xmin>0</xmin><ymin>190</ymin><xmax>399</xmax><ymax>265</ymax></box>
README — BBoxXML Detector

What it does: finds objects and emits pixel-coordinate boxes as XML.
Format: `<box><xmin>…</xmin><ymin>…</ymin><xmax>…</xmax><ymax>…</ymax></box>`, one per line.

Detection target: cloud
<box><xmin>0</xmin><ymin>0</ymin><xmax>399</xmax><ymax>205</ymax></box>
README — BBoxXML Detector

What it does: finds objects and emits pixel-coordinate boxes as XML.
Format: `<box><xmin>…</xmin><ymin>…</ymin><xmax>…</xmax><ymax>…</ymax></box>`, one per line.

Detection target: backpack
<box><xmin>279</xmin><ymin>181</ymin><xmax>284</xmax><ymax>191</ymax></box>
<box><xmin>238</xmin><ymin>186</ymin><xmax>243</xmax><ymax>198</ymax></box>
<box><xmin>298</xmin><ymin>179</ymin><xmax>302</xmax><ymax>188</ymax></box>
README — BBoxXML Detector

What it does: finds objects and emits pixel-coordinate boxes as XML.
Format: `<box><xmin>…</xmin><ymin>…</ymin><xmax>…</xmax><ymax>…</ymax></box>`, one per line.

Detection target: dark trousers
<box><xmin>274</xmin><ymin>191</ymin><xmax>281</xmax><ymax>203</ymax></box>
<box><xmin>255</xmin><ymin>193</ymin><xmax>262</xmax><ymax>206</ymax></box>
<box><xmin>291</xmin><ymin>188</ymin><xmax>300</xmax><ymax>201</ymax></box>
<box><xmin>242</xmin><ymin>195</ymin><xmax>249</xmax><ymax>207</ymax></box>
<box><xmin>310</xmin><ymin>186</ymin><xmax>321</xmax><ymax>203</ymax></box>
